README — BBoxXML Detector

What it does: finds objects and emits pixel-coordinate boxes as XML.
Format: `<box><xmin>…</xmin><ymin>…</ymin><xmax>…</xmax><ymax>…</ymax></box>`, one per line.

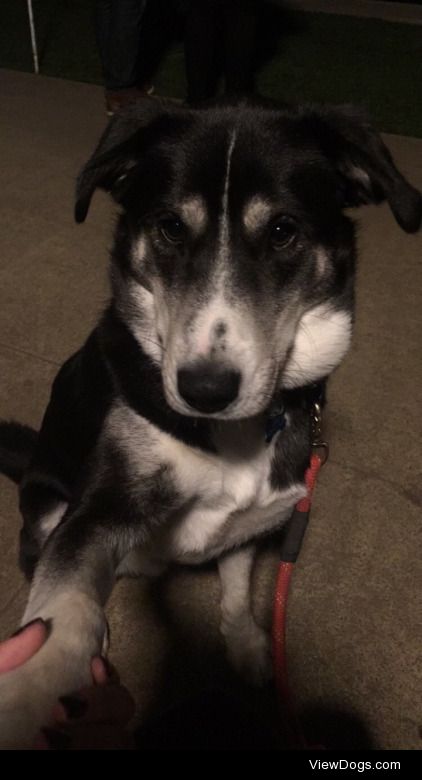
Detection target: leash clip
<box><xmin>311</xmin><ymin>401</ymin><xmax>329</xmax><ymax>465</ymax></box>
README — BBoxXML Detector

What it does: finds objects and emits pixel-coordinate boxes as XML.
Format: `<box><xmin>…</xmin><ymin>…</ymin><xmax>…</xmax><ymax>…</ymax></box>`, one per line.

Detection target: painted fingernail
<box><xmin>41</xmin><ymin>728</ymin><xmax>71</xmax><ymax>750</ymax></box>
<box><xmin>58</xmin><ymin>695</ymin><xmax>88</xmax><ymax>720</ymax></box>
<box><xmin>11</xmin><ymin>618</ymin><xmax>45</xmax><ymax>637</ymax></box>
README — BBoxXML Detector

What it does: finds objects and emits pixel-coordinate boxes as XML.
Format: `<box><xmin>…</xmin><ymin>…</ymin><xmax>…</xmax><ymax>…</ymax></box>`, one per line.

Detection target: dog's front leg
<box><xmin>0</xmin><ymin>494</ymin><xmax>150</xmax><ymax>748</ymax></box>
<box><xmin>218</xmin><ymin>545</ymin><xmax>272</xmax><ymax>686</ymax></box>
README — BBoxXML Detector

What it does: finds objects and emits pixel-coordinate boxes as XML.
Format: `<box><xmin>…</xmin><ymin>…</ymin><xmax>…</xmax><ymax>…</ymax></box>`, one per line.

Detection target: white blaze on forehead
<box><xmin>196</xmin><ymin>129</ymin><xmax>237</xmax><ymax>354</ymax></box>
<box><xmin>218</xmin><ymin>130</ymin><xmax>237</xmax><ymax>264</ymax></box>
<box><xmin>243</xmin><ymin>196</ymin><xmax>272</xmax><ymax>233</ymax></box>
<box><xmin>180</xmin><ymin>195</ymin><xmax>208</xmax><ymax>235</ymax></box>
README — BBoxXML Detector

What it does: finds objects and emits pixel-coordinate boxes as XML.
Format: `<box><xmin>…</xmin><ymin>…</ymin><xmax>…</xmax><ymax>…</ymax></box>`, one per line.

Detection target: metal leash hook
<box><xmin>311</xmin><ymin>401</ymin><xmax>329</xmax><ymax>466</ymax></box>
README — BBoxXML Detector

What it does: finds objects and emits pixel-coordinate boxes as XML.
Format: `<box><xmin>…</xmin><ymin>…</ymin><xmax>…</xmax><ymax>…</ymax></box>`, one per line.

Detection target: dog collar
<box><xmin>264</xmin><ymin>383</ymin><xmax>326</xmax><ymax>445</ymax></box>
<box><xmin>265</xmin><ymin>405</ymin><xmax>286</xmax><ymax>444</ymax></box>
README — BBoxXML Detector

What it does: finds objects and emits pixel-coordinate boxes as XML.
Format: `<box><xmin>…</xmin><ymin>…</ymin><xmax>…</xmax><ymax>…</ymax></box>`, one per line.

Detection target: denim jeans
<box><xmin>95</xmin><ymin>0</ymin><xmax>147</xmax><ymax>90</ymax></box>
<box><xmin>184</xmin><ymin>0</ymin><xmax>256</xmax><ymax>104</ymax></box>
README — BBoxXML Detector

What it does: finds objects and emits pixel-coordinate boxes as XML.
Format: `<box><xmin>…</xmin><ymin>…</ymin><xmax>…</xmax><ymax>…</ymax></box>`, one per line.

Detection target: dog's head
<box><xmin>76</xmin><ymin>98</ymin><xmax>421</xmax><ymax>419</ymax></box>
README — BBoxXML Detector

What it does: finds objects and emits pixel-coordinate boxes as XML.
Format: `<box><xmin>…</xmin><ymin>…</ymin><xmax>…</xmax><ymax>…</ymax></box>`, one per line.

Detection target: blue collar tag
<box><xmin>265</xmin><ymin>407</ymin><xmax>286</xmax><ymax>444</ymax></box>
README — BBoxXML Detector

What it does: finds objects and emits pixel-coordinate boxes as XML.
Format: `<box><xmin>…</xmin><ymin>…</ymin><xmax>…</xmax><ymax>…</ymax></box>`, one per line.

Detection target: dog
<box><xmin>0</xmin><ymin>97</ymin><xmax>420</xmax><ymax>748</ymax></box>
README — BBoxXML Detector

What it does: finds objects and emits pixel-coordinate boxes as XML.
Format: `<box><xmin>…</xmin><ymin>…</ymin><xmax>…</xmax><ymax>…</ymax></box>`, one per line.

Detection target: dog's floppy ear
<box><xmin>305</xmin><ymin>105</ymin><xmax>422</xmax><ymax>232</ymax></box>
<box><xmin>75</xmin><ymin>98</ymin><xmax>179</xmax><ymax>223</ymax></box>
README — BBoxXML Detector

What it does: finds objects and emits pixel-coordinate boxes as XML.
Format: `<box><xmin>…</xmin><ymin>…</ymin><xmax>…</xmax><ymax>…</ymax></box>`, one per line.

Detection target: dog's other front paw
<box><xmin>222</xmin><ymin>616</ymin><xmax>273</xmax><ymax>686</ymax></box>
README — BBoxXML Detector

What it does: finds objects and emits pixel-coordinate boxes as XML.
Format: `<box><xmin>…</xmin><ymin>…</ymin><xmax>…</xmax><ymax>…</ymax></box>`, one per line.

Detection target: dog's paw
<box><xmin>222</xmin><ymin>617</ymin><xmax>273</xmax><ymax>686</ymax></box>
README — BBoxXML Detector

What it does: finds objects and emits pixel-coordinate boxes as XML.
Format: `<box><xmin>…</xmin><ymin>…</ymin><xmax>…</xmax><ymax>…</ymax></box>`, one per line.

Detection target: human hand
<box><xmin>0</xmin><ymin>620</ymin><xmax>135</xmax><ymax>749</ymax></box>
<box><xmin>36</xmin><ymin>656</ymin><xmax>136</xmax><ymax>750</ymax></box>
<box><xmin>0</xmin><ymin>618</ymin><xmax>48</xmax><ymax>674</ymax></box>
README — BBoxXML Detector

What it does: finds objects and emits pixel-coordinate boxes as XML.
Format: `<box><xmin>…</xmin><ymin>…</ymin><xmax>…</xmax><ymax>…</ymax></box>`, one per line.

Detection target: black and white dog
<box><xmin>0</xmin><ymin>98</ymin><xmax>420</xmax><ymax>747</ymax></box>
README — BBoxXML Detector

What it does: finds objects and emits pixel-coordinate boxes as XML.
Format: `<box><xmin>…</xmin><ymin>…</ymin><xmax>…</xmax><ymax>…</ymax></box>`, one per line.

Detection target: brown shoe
<box><xmin>105</xmin><ymin>85</ymin><xmax>155</xmax><ymax>117</ymax></box>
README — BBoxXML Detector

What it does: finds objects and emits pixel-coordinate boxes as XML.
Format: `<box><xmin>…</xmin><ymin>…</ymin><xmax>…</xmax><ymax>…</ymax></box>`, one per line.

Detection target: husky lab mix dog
<box><xmin>0</xmin><ymin>98</ymin><xmax>420</xmax><ymax>747</ymax></box>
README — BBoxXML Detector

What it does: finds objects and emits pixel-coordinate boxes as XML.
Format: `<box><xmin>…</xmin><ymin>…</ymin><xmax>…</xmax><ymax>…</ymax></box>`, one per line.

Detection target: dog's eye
<box><xmin>270</xmin><ymin>217</ymin><xmax>297</xmax><ymax>250</ymax></box>
<box><xmin>158</xmin><ymin>216</ymin><xmax>185</xmax><ymax>245</ymax></box>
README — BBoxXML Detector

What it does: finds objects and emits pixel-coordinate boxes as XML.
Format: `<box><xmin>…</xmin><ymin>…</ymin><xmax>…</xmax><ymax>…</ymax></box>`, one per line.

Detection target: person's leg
<box><xmin>184</xmin><ymin>0</ymin><xmax>220</xmax><ymax>104</ymax></box>
<box><xmin>95</xmin><ymin>0</ymin><xmax>147</xmax><ymax>91</ymax></box>
<box><xmin>222</xmin><ymin>0</ymin><xmax>256</xmax><ymax>96</ymax></box>
<box><xmin>95</xmin><ymin>0</ymin><xmax>112</xmax><ymax>80</ymax></box>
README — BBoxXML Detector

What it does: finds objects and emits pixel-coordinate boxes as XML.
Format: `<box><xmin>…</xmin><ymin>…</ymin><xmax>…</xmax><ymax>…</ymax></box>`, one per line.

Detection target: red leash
<box><xmin>272</xmin><ymin>402</ymin><xmax>328</xmax><ymax>749</ymax></box>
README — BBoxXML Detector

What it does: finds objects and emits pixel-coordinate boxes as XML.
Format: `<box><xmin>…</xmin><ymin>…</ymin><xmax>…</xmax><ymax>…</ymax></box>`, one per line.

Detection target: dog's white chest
<box><xmin>153</xmin><ymin>424</ymin><xmax>306</xmax><ymax>564</ymax></box>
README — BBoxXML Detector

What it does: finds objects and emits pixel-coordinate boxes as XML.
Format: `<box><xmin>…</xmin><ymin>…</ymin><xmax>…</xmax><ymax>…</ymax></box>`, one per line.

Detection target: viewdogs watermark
<box><xmin>309</xmin><ymin>760</ymin><xmax>400</xmax><ymax>772</ymax></box>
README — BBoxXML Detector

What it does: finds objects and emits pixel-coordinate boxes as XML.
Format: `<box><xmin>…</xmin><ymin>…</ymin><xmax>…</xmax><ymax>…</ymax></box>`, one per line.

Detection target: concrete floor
<box><xmin>0</xmin><ymin>69</ymin><xmax>421</xmax><ymax>750</ymax></box>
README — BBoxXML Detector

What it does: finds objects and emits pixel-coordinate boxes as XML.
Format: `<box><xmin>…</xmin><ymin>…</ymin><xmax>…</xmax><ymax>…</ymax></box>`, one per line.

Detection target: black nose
<box><xmin>177</xmin><ymin>363</ymin><xmax>241</xmax><ymax>413</ymax></box>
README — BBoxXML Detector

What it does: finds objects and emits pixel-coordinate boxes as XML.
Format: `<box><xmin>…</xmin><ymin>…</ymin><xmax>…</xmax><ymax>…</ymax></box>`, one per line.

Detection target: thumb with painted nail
<box><xmin>0</xmin><ymin>619</ymin><xmax>49</xmax><ymax>674</ymax></box>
